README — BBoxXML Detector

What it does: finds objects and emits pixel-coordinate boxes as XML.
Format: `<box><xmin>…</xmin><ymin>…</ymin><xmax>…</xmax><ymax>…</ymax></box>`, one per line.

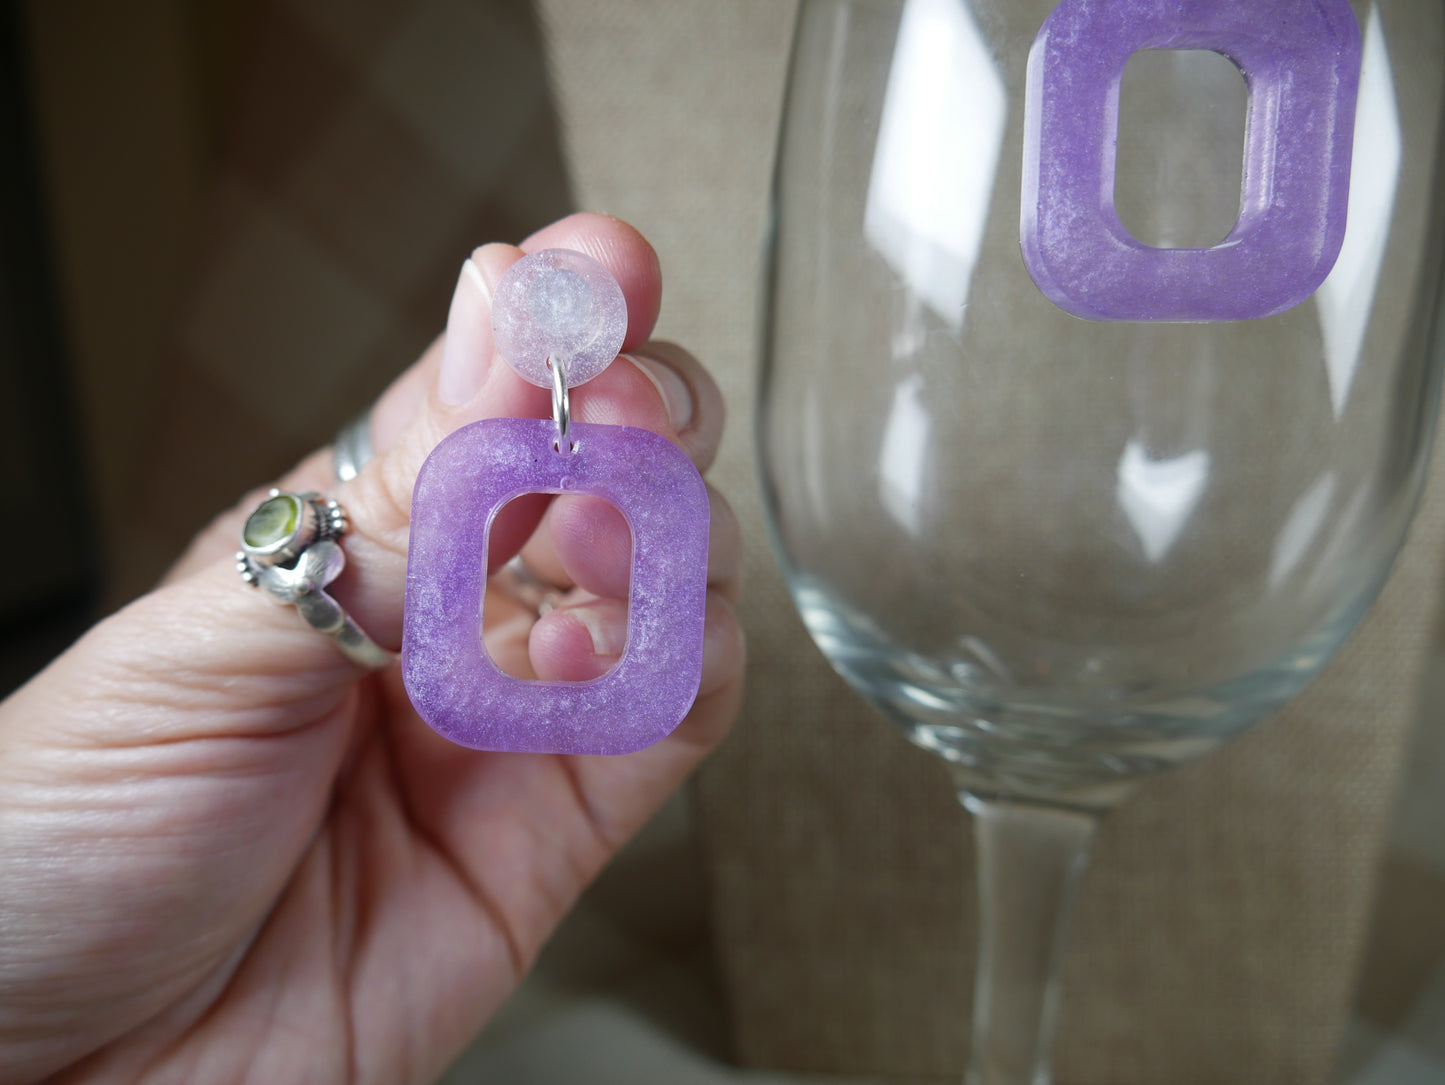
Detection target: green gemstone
<box><xmin>243</xmin><ymin>495</ymin><xmax>300</xmax><ymax>549</ymax></box>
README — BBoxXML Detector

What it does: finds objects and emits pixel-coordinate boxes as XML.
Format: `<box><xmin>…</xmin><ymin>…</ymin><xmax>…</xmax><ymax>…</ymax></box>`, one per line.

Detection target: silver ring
<box><xmin>236</xmin><ymin>489</ymin><xmax>394</xmax><ymax>670</ymax></box>
<box><xmin>333</xmin><ymin>411</ymin><xmax>375</xmax><ymax>483</ymax></box>
<box><xmin>548</xmin><ymin>356</ymin><xmax>575</xmax><ymax>452</ymax></box>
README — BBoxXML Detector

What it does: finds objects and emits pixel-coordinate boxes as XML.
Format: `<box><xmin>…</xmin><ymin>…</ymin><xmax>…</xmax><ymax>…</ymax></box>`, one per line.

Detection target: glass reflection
<box><xmin>1116</xmin><ymin>440</ymin><xmax>1212</xmax><ymax>563</ymax></box>
<box><xmin>1316</xmin><ymin>6</ymin><xmax>1401</xmax><ymax>416</ymax></box>
<box><xmin>864</xmin><ymin>0</ymin><xmax>1006</xmax><ymax>329</ymax></box>
<box><xmin>879</xmin><ymin>374</ymin><xmax>931</xmax><ymax>533</ymax></box>
<box><xmin>1269</xmin><ymin>472</ymin><xmax>1338</xmax><ymax>587</ymax></box>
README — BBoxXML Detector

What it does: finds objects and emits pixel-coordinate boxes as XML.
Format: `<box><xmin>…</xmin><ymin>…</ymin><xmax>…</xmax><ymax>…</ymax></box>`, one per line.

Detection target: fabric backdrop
<box><xmin>538</xmin><ymin>2</ymin><xmax>1445</xmax><ymax>1081</ymax></box>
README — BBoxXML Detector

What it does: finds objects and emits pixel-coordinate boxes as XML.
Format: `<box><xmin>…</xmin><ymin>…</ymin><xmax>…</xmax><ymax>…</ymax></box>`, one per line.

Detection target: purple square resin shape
<box><xmin>402</xmin><ymin>418</ymin><xmax>709</xmax><ymax>755</ymax></box>
<box><xmin>1021</xmin><ymin>0</ymin><xmax>1362</xmax><ymax>323</ymax></box>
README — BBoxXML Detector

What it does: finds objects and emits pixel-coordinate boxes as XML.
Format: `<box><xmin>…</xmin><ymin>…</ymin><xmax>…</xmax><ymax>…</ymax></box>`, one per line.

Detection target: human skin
<box><xmin>0</xmin><ymin>213</ymin><xmax>745</xmax><ymax>1085</ymax></box>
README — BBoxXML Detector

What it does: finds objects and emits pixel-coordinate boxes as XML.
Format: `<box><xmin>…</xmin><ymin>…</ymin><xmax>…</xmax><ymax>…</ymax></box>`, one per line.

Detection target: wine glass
<box><xmin>758</xmin><ymin>1</ymin><xmax>1445</xmax><ymax>1082</ymax></box>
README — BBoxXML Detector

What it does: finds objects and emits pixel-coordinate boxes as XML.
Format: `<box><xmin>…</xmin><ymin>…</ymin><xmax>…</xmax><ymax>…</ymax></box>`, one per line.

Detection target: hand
<box><xmin>0</xmin><ymin>214</ymin><xmax>745</xmax><ymax>1085</ymax></box>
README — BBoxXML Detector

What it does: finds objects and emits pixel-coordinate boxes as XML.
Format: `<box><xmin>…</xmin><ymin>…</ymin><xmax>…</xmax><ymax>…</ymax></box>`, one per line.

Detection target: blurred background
<box><xmin>0</xmin><ymin>1</ymin><xmax>1442</xmax><ymax>1081</ymax></box>
<box><xmin>0</xmin><ymin>0</ymin><xmax>571</xmax><ymax>644</ymax></box>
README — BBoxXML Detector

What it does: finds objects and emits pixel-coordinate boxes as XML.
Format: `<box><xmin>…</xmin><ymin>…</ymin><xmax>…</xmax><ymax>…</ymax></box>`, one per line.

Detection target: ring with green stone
<box><xmin>236</xmin><ymin>489</ymin><xmax>392</xmax><ymax>670</ymax></box>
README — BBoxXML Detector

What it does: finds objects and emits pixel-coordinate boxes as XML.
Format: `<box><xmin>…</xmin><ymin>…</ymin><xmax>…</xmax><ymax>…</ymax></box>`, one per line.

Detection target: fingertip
<box><xmin>704</xmin><ymin>484</ymin><xmax>744</xmax><ymax>600</ymax></box>
<box><xmin>528</xmin><ymin>592</ymin><xmax>741</xmax><ymax>728</ymax></box>
<box><xmin>468</xmin><ymin>242</ymin><xmax>522</xmax><ymax>295</ymax></box>
<box><xmin>627</xmin><ymin>341</ymin><xmax>725</xmax><ymax>472</ymax></box>
<box><xmin>700</xmin><ymin>591</ymin><xmax>746</xmax><ymax>697</ymax></box>
<box><xmin>548</xmin><ymin>495</ymin><xmax>633</xmax><ymax>599</ymax></box>
<box><xmin>529</xmin><ymin>600</ymin><xmax>629</xmax><ymax>683</ymax></box>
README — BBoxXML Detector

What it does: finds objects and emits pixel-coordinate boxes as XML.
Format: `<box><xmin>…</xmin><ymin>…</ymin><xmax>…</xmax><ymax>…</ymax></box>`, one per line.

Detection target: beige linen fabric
<box><xmin>539</xmin><ymin>2</ymin><xmax>1445</xmax><ymax>1082</ymax></box>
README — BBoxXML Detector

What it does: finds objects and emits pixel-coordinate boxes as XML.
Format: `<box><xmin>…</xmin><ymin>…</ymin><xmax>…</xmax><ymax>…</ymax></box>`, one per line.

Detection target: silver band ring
<box><xmin>236</xmin><ymin>489</ymin><xmax>394</xmax><ymax>670</ymax></box>
<box><xmin>334</xmin><ymin>411</ymin><xmax>375</xmax><ymax>483</ymax></box>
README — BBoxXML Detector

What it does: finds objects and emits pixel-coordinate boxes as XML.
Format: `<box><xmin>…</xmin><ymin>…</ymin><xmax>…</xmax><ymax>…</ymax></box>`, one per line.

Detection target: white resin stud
<box><xmin>491</xmin><ymin>249</ymin><xmax>628</xmax><ymax>388</ymax></box>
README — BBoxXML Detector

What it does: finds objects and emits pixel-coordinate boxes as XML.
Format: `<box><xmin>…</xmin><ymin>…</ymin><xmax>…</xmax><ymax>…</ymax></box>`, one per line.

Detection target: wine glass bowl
<box><xmin>770</xmin><ymin>303</ymin><xmax>1436</xmax><ymax>804</ymax></box>
<box><xmin>759</xmin><ymin>0</ymin><xmax>1445</xmax><ymax>1079</ymax></box>
<box><xmin>762</xmin><ymin>0</ymin><xmax>1444</xmax><ymax>806</ymax></box>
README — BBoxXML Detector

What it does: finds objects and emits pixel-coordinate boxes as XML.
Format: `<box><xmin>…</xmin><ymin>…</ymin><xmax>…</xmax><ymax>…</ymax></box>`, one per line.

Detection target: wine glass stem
<box><xmin>961</xmin><ymin>793</ymin><xmax>1100</xmax><ymax>1085</ymax></box>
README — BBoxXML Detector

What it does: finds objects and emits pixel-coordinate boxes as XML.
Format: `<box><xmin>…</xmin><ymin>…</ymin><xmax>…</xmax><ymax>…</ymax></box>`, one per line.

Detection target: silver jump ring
<box><xmin>236</xmin><ymin>489</ymin><xmax>394</xmax><ymax>670</ymax></box>
<box><xmin>333</xmin><ymin>410</ymin><xmax>375</xmax><ymax>483</ymax></box>
<box><xmin>548</xmin><ymin>355</ymin><xmax>574</xmax><ymax>452</ymax></box>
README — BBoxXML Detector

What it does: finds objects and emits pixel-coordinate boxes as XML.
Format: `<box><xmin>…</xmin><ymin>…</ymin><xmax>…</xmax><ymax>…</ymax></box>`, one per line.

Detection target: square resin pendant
<box><xmin>1021</xmin><ymin>0</ymin><xmax>1361</xmax><ymax>323</ymax></box>
<box><xmin>402</xmin><ymin>417</ymin><xmax>709</xmax><ymax>755</ymax></box>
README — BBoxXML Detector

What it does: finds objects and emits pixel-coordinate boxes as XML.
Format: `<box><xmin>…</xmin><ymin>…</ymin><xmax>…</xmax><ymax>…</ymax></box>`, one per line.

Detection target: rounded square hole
<box><xmin>481</xmin><ymin>493</ymin><xmax>633</xmax><ymax>681</ymax></box>
<box><xmin>1115</xmin><ymin>48</ymin><xmax>1248</xmax><ymax>250</ymax></box>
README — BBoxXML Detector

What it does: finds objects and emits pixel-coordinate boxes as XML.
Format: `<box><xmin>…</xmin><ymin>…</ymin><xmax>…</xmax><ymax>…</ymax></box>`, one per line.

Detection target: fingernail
<box><xmin>571</xmin><ymin>606</ymin><xmax>628</xmax><ymax>658</ymax></box>
<box><xmin>438</xmin><ymin>255</ymin><xmax>495</xmax><ymax>406</ymax></box>
<box><xmin>627</xmin><ymin>353</ymin><xmax>694</xmax><ymax>433</ymax></box>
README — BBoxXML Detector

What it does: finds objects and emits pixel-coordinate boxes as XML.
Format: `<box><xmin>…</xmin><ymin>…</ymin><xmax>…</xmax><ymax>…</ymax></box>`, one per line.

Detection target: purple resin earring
<box><xmin>1021</xmin><ymin>0</ymin><xmax>1362</xmax><ymax>323</ymax></box>
<box><xmin>402</xmin><ymin>249</ymin><xmax>710</xmax><ymax>755</ymax></box>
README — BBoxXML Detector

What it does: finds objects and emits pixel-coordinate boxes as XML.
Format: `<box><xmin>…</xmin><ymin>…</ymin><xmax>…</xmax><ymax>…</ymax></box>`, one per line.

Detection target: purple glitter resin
<box><xmin>402</xmin><ymin>418</ymin><xmax>709</xmax><ymax>755</ymax></box>
<box><xmin>1021</xmin><ymin>0</ymin><xmax>1362</xmax><ymax>323</ymax></box>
